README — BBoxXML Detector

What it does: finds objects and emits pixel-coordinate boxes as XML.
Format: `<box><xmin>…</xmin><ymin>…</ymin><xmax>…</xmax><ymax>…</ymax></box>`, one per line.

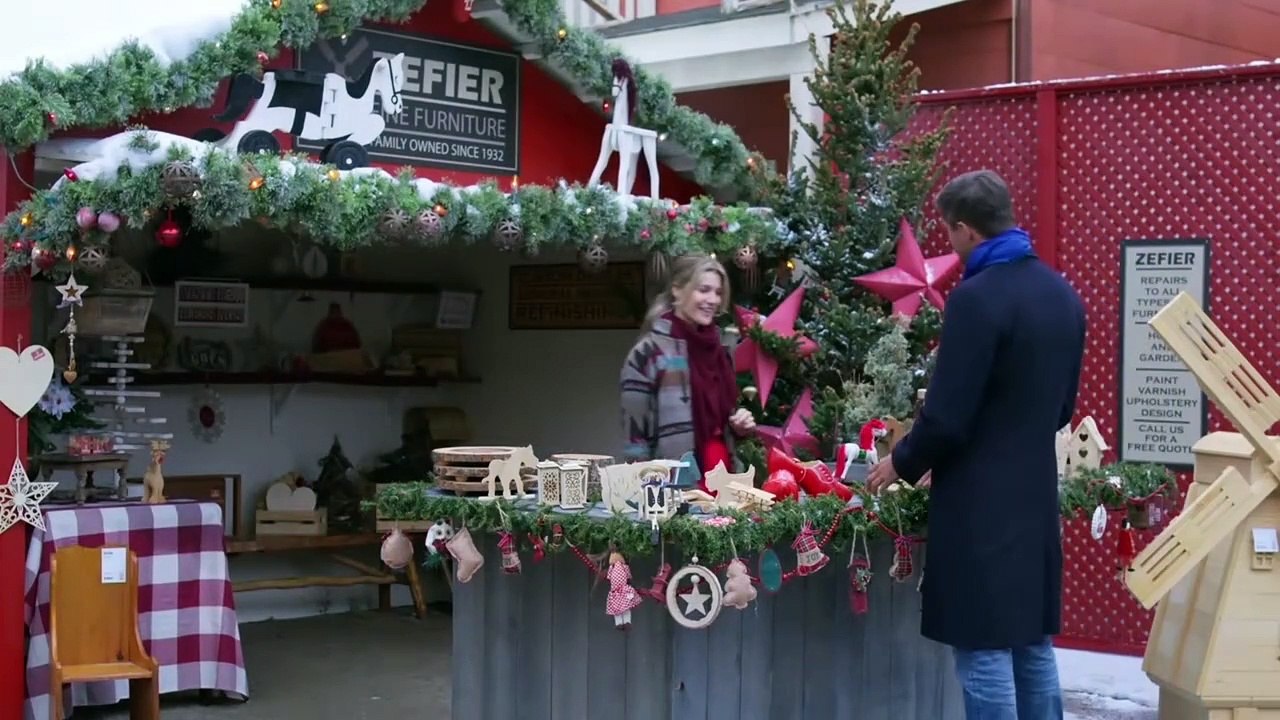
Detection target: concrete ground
<box><xmin>75</xmin><ymin>609</ymin><xmax>1151</xmax><ymax>719</ymax></box>
<box><xmin>78</xmin><ymin>609</ymin><xmax>451</xmax><ymax>720</ymax></box>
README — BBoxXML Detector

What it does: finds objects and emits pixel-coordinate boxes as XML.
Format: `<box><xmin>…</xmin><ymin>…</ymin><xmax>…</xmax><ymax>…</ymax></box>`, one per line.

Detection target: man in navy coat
<box><xmin>867</xmin><ymin>170</ymin><xmax>1085</xmax><ymax>720</ymax></box>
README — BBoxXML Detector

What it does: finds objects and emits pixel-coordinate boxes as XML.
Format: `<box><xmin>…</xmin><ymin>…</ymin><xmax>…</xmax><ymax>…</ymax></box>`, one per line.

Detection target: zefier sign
<box><xmin>296</xmin><ymin>27</ymin><xmax>521</xmax><ymax>174</ymax></box>
<box><xmin>1118</xmin><ymin>239</ymin><xmax>1210</xmax><ymax>467</ymax></box>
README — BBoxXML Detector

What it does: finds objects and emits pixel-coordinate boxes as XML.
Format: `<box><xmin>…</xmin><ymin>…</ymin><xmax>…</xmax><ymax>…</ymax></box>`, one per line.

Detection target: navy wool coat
<box><xmin>891</xmin><ymin>256</ymin><xmax>1086</xmax><ymax>650</ymax></box>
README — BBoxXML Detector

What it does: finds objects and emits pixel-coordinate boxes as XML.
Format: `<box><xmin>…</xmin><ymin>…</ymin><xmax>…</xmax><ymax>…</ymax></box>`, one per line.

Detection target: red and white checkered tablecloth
<box><xmin>23</xmin><ymin>500</ymin><xmax>249</xmax><ymax>720</ymax></box>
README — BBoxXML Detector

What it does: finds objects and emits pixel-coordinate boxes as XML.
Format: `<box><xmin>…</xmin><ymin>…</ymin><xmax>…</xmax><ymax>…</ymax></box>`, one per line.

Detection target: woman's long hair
<box><xmin>640</xmin><ymin>254</ymin><xmax>731</xmax><ymax>334</ymax></box>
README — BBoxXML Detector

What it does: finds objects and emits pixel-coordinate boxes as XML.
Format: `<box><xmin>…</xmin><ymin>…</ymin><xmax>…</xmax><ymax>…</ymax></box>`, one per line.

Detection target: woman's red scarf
<box><xmin>666</xmin><ymin>312</ymin><xmax>737</xmax><ymax>465</ymax></box>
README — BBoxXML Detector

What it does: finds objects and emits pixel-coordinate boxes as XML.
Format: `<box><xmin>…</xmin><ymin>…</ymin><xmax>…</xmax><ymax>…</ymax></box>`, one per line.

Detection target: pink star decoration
<box><xmin>733</xmin><ymin>287</ymin><xmax>818</xmax><ymax>407</ymax></box>
<box><xmin>853</xmin><ymin>217</ymin><xmax>962</xmax><ymax>319</ymax></box>
<box><xmin>755</xmin><ymin>387</ymin><xmax>819</xmax><ymax>458</ymax></box>
<box><xmin>0</xmin><ymin>459</ymin><xmax>57</xmax><ymax>534</ymax></box>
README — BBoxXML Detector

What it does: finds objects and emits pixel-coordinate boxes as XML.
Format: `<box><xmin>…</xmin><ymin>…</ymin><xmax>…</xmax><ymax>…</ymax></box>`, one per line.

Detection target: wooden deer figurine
<box><xmin>142</xmin><ymin>440</ymin><xmax>169</xmax><ymax>504</ymax></box>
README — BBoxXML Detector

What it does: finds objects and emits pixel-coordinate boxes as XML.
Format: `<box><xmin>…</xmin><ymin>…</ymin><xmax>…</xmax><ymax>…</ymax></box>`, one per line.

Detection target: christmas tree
<box><xmin>734</xmin><ymin>0</ymin><xmax>950</xmax><ymax>471</ymax></box>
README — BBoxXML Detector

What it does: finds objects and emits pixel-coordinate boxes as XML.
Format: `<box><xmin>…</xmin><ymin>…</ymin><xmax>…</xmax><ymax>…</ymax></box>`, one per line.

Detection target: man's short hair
<box><xmin>935</xmin><ymin>170</ymin><xmax>1016</xmax><ymax>238</ymax></box>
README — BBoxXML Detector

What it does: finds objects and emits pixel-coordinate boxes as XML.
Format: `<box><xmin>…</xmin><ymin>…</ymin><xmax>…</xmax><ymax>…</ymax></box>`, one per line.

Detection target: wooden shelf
<box><xmin>35</xmin><ymin>276</ymin><xmax>448</xmax><ymax>295</ymax></box>
<box><xmin>129</xmin><ymin>371</ymin><xmax>480</xmax><ymax>387</ymax></box>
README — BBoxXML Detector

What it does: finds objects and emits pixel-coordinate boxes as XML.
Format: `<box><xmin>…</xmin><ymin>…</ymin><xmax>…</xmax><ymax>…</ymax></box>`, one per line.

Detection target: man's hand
<box><xmin>917</xmin><ymin>470</ymin><xmax>933</xmax><ymax>489</ymax></box>
<box><xmin>865</xmin><ymin>458</ymin><xmax>900</xmax><ymax>494</ymax></box>
<box><xmin>728</xmin><ymin>408</ymin><xmax>756</xmax><ymax>435</ymax></box>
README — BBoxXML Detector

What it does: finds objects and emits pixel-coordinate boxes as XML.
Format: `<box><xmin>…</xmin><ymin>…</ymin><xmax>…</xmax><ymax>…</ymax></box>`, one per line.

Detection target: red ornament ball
<box><xmin>62</xmin><ymin>168</ymin><xmax>78</xmax><ymax>182</ymax></box>
<box><xmin>155</xmin><ymin>219</ymin><xmax>183</xmax><ymax>248</ymax></box>
<box><xmin>666</xmin><ymin>208</ymin><xmax>678</xmax><ymax>220</ymax></box>
<box><xmin>256</xmin><ymin>51</ymin><xmax>269</xmax><ymax>65</ymax></box>
<box><xmin>45</xmin><ymin>112</ymin><xmax>58</xmax><ymax>126</ymax></box>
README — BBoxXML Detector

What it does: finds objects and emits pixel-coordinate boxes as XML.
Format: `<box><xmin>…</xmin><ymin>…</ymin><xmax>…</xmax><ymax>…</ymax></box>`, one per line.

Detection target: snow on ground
<box><xmin>3</xmin><ymin>0</ymin><xmax>252</xmax><ymax>80</ymax></box>
<box><xmin>1054</xmin><ymin>645</ymin><xmax>1157</xmax><ymax>707</ymax></box>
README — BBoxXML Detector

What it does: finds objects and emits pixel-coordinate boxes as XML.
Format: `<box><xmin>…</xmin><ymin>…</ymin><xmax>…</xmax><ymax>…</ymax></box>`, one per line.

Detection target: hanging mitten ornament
<box><xmin>606</xmin><ymin>552</ymin><xmax>643</xmax><ymax>630</ymax></box>
<box><xmin>792</xmin><ymin>521</ymin><xmax>830</xmax><ymax>576</ymax></box>
<box><xmin>446</xmin><ymin>527</ymin><xmax>485</xmax><ymax>583</ymax></box>
<box><xmin>889</xmin><ymin>535</ymin><xmax>914</xmax><ymax>582</ymax></box>
<box><xmin>642</xmin><ymin>563</ymin><xmax>673</xmax><ymax>602</ymax></box>
<box><xmin>380</xmin><ymin>529</ymin><xmax>414</xmax><ymax>570</ymax></box>
<box><xmin>549</xmin><ymin>523</ymin><xmax>565</xmax><ymax>551</ymax></box>
<box><xmin>722</xmin><ymin>558</ymin><xmax>757</xmax><ymax>609</ymax></box>
<box><xmin>498</xmin><ymin>531</ymin><xmax>522</xmax><ymax>574</ymax></box>
<box><xmin>527</xmin><ymin>532</ymin><xmax>546</xmax><ymax>562</ymax></box>
<box><xmin>848</xmin><ymin>529</ymin><xmax>872</xmax><ymax>614</ymax></box>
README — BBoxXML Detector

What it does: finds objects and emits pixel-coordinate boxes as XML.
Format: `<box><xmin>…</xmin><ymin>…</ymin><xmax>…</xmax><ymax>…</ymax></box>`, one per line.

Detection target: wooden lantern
<box><xmin>1128</xmin><ymin>292</ymin><xmax>1280</xmax><ymax>720</ymax></box>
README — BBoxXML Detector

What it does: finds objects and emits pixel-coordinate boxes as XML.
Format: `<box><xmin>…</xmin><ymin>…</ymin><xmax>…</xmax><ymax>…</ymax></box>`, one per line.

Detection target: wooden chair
<box><xmin>49</xmin><ymin>546</ymin><xmax>160</xmax><ymax>720</ymax></box>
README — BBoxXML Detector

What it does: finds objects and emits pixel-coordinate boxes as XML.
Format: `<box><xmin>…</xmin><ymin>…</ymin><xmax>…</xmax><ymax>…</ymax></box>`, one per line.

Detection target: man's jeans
<box><xmin>951</xmin><ymin>636</ymin><xmax>1064</xmax><ymax>720</ymax></box>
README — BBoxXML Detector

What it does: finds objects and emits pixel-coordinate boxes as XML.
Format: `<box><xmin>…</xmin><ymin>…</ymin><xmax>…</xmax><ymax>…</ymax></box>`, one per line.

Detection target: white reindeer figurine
<box><xmin>588</xmin><ymin>59</ymin><xmax>661</xmax><ymax>199</ymax></box>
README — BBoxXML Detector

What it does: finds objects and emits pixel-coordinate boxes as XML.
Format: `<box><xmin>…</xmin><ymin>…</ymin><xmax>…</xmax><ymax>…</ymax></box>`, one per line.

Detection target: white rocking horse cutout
<box><xmin>196</xmin><ymin>52</ymin><xmax>407</xmax><ymax>170</ymax></box>
<box><xmin>588</xmin><ymin>59</ymin><xmax>661</xmax><ymax>199</ymax></box>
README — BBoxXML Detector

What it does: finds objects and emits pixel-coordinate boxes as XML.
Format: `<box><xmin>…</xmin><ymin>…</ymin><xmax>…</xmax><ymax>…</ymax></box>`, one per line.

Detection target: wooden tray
<box><xmin>433</xmin><ymin>446</ymin><xmax>517</xmax><ymax>495</ymax></box>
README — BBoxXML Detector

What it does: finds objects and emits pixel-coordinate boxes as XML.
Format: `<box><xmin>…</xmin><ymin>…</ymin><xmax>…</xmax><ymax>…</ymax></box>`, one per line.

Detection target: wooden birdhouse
<box><xmin>1127</xmin><ymin>293</ymin><xmax>1280</xmax><ymax>720</ymax></box>
<box><xmin>1063</xmin><ymin>416</ymin><xmax>1109</xmax><ymax>478</ymax></box>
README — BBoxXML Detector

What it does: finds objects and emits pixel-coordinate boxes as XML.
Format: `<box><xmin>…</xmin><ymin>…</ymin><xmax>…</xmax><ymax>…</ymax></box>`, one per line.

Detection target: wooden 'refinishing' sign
<box><xmin>508</xmin><ymin>262</ymin><xmax>646</xmax><ymax>330</ymax></box>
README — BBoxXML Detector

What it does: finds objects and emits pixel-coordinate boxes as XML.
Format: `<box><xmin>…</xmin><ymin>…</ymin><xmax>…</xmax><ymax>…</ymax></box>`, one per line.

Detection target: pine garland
<box><xmin>374</xmin><ymin>483</ymin><xmax>929</xmax><ymax>563</ymax></box>
<box><xmin>375</xmin><ymin>460</ymin><xmax>1178</xmax><ymax>562</ymax></box>
<box><xmin>0</xmin><ymin>0</ymin><xmax>769</xmax><ymax>196</ymax></box>
<box><xmin>0</xmin><ymin>129</ymin><xmax>776</xmax><ymax>277</ymax></box>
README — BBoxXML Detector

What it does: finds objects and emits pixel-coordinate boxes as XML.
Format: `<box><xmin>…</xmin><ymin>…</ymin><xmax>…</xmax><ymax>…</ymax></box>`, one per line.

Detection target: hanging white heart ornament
<box><xmin>0</xmin><ymin>346</ymin><xmax>54</xmax><ymax>418</ymax></box>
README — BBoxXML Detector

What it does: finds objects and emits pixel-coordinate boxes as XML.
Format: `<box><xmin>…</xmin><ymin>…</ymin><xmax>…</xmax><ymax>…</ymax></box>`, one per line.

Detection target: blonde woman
<box><xmin>619</xmin><ymin>255</ymin><xmax>755</xmax><ymax>489</ymax></box>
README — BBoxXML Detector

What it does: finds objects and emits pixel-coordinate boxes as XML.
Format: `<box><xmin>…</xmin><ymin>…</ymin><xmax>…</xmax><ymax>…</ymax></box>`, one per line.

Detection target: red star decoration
<box><xmin>853</xmin><ymin>217</ymin><xmax>962</xmax><ymax>318</ymax></box>
<box><xmin>755</xmin><ymin>387</ymin><xmax>818</xmax><ymax>458</ymax></box>
<box><xmin>733</xmin><ymin>287</ymin><xmax>818</xmax><ymax>407</ymax></box>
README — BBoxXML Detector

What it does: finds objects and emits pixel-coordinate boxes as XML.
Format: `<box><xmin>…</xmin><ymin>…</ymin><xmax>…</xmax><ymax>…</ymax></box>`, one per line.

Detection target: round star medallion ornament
<box><xmin>666</xmin><ymin>557</ymin><xmax>723</xmax><ymax>629</ymax></box>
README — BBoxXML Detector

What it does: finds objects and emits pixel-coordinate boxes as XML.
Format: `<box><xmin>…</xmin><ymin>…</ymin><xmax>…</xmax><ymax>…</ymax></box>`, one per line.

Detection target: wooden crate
<box><xmin>256</xmin><ymin>509</ymin><xmax>328</xmax><ymax>537</ymax></box>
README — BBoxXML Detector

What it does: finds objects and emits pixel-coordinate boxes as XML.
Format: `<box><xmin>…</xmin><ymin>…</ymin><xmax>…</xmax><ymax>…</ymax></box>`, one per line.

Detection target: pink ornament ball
<box><xmin>97</xmin><ymin>211</ymin><xmax>121</xmax><ymax>233</ymax></box>
<box><xmin>75</xmin><ymin>207</ymin><xmax>97</xmax><ymax>230</ymax></box>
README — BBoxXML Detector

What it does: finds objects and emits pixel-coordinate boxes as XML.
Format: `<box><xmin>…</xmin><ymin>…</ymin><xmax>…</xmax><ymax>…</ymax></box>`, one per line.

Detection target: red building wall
<box><xmin>1027</xmin><ymin>0</ymin><xmax>1280</xmax><ymax>81</ymax></box>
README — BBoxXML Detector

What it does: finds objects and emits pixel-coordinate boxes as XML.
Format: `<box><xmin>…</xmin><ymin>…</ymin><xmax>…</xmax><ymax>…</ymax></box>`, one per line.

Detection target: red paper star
<box><xmin>733</xmin><ymin>287</ymin><xmax>817</xmax><ymax>407</ymax></box>
<box><xmin>853</xmin><ymin>218</ymin><xmax>962</xmax><ymax>318</ymax></box>
<box><xmin>755</xmin><ymin>387</ymin><xmax>818</xmax><ymax>458</ymax></box>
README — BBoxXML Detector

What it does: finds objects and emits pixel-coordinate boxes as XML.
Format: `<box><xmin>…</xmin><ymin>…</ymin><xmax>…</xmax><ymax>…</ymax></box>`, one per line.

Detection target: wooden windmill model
<box><xmin>1125</xmin><ymin>292</ymin><xmax>1280</xmax><ymax>719</ymax></box>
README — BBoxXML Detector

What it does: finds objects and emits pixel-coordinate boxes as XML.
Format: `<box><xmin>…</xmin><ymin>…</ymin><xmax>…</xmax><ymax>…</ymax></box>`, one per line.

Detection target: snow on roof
<box><xmin>3</xmin><ymin>0</ymin><xmax>251</xmax><ymax>81</ymax></box>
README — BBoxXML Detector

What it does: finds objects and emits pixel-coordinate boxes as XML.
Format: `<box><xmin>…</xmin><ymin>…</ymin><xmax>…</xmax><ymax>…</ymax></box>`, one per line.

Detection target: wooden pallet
<box><xmin>433</xmin><ymin>446</ymin><xmax>517</xmax><ymax>495</ymax></box>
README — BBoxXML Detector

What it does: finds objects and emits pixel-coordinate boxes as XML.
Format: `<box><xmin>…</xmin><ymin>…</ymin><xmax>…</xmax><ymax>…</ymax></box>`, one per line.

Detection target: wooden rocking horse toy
<box><xmin>587</xmin><ymin>59</ymin><xmax>661</xmax><ymax>199</ymax></box>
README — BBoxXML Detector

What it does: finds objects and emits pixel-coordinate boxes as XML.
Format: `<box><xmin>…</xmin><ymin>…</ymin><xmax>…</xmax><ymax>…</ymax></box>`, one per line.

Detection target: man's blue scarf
<box><xmin>963</xmin><ymin>227</ymin><xmax>1037</xmax><ymax>279</ymax></box>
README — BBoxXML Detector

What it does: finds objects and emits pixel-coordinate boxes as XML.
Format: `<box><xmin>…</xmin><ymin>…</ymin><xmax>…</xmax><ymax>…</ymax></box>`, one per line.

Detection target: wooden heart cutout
<box><xmin>265</xmin><ymin>481</ymin><xmax>318</xmax><ymax>511</ymax></box>
<box><xmin>0</xmin><ymin>346</ymin><xmax>54</xmax><ymax>418</ymax></box>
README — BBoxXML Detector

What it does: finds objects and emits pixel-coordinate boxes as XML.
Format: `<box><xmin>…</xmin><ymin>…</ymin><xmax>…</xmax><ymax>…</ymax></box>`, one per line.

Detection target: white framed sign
<box><xmin>174</xmin><ymin>280</ymin><xmax>250</xmax><ymax>328</ymax></box>
<box><xmin>1118</xmin><ymin>239</ymin><xmax>1210</xmax><ymax>467</ymax></box>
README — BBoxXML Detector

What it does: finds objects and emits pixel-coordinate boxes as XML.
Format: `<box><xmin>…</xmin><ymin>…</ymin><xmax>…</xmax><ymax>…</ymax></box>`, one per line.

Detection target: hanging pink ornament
<box><xmin>75</xmin><ymin>207</ymin><xmax>97</xmax><ymax>230</ymax></box>
<box><xmin>96</xmin><ymin>211</ymin><xmax>121</xmax><ymax>233</ymax></box>
<box><xmin>380</xmin><ymin>530</ymin><xmax>414</xmax><ymax>570</ymax></box>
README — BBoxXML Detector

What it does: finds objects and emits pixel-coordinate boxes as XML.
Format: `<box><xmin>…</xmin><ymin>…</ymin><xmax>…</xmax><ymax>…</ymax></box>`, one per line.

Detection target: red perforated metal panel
<box><xmin>905</xmin><ymin>68</ymin><xmax>1280</xmax><ymax>654</ymax></box>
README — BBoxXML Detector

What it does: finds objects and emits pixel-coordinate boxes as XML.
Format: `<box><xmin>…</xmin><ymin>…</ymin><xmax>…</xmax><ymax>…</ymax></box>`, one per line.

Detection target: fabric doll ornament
<box><xmin>721</xmin><ymin>558</ymin><xmax>757</xmax><ymax>609</ymax></box>
<box><xmin>447</xmin><ymin>527</ymin><xmax>485</xmax><ymax>583</ymax></box>
<box><xmin>606</xmin><ymin>551</ymin><xmax>643</xmax><ymax>630</ymax></box>
<box><xmin>379</xmin><ymin>529</ymin><xmax>414</xmax><ymax>570</ymax></box>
